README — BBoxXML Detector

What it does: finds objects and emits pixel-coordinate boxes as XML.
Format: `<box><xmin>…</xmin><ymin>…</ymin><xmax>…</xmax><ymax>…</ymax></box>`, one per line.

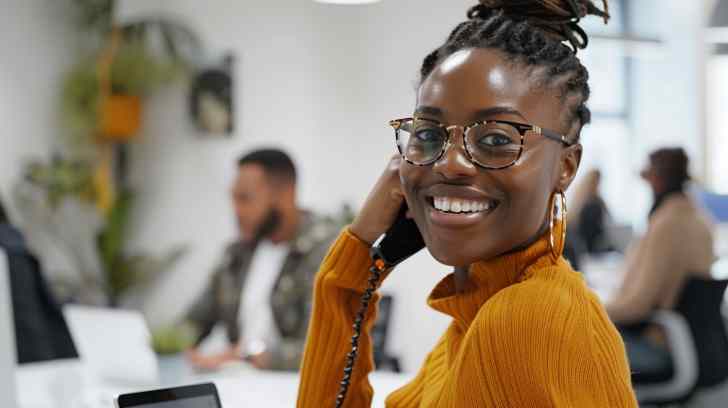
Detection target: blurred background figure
<box><xmin>564</xmin><ymin>169</ymin><xmax>614</xmax><ymax>269</ymax></box>
<box><xmin>183</xmin><ymin>149</ymin><xmax>339</xmax><ymax>371</ymax></box>
<box><xmin>571</xmin><ymin>169</ymin><xmax>613</xmax><ymax>253</ymax></box>
<box><xmin>606</xmin><ymin>148</ymin><xmax>716</xmax><ymax>384</ymax></box>
<box><xmin>0</xmin><ymin>195</ymin><xmax>77</xmax><ymax>364</ymax></box>
<box><xmin>607</xmin><ymin>148</ymin><xmax>714</xmax><ymax>323</ymax></box>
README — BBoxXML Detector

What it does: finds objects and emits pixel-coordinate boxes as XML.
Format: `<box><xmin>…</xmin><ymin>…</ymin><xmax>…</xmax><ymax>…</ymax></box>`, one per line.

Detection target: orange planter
<box><xmin>99</xmin><ymin>95</ymin><xmax>142</xmax><ymax>141</ymax></box>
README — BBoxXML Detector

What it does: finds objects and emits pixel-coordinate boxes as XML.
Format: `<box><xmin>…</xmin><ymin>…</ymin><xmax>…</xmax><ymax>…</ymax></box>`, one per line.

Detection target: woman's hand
<box><xmin>349</xmin><ymin>155</ymin><xmax>407</xmax><ymax>245</ymax></box>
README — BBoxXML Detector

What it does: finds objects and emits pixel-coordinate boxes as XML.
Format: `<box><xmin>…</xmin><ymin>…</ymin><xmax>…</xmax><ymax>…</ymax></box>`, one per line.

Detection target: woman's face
<box><xmin>400</xmin><ymin>48</ymin><xmax>581</xmax><ymax>267</ymax></box>
<box><xmin>640</xmin><ymin>161</ymin><xmax>662</xmax><ymax>195</ymax></box>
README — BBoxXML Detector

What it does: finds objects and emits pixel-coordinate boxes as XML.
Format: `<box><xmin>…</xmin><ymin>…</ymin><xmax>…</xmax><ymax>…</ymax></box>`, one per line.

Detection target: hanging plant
<box><xmin>61</xmin><ymin>40</ymin><xmax>184</xmax><ymax>144</ymax></box>
<box><xmin>30</xmin><ymin>0</ymin><xmax>200</xmax><ymax>307</ymax></box>
<box><xmin>22</xmin><ymin>156</ymin><xmax>98</xmax><ymax>208</ymax></box>
<box><xmin>72</xmin><ymin>0</ymin><xmax>113</xmax><ymax>34</ymax></box>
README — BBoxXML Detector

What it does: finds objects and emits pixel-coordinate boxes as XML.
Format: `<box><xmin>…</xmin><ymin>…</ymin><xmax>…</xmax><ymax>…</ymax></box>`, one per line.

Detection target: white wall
<box><xmin>631</xmin><ymin>1</ymin><xmax>709</xmax><ymax>170</ymax></box>
<box><xmin>575</xmin><ymin>0</ymin><xmax>713</xmax><ymax>228</ymax></box>
<box><xmin>707</xmin><ymin>0</ymin><xmax>728</xmax><ymax>193</ymax></box>
<box><xmin>118</xmin><ymin>0</ymin><xmax>476</xmax><ymax>372</ymax></box>
<box><xmin>0</xmin><ymin>0</ymin><xmax>76</xmax><ymax>220</ymax></box>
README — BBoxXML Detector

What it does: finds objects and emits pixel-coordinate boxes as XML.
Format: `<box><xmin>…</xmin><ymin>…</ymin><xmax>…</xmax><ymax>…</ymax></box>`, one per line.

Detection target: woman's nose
<box><xmin>432</xmin><ymin>127</ymin><xmax>478</xmax><ymax>179</ymax></box>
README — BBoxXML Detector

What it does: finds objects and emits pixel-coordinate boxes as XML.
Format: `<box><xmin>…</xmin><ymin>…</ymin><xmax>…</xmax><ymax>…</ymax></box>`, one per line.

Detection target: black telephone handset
<box><xmin>370</xmin><ymin>204</ymin><xmax>426</xmax><ymax>268</ymax></box>
<box><xmin>335</xmin><ymin>204</ymin><xmax>425</xmax><ymax>407</ymax></box>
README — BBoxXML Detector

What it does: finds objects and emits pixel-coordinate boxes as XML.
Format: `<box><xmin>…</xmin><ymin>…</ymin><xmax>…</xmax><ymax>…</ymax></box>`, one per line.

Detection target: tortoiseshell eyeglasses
<box><xmin>389</xmin><ymin>117</ymin><xmax>574</xmax><ymax>170</ymax></box>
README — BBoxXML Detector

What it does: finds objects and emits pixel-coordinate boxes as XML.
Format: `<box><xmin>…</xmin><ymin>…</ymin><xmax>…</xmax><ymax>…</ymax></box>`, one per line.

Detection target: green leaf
<box><xmin>151</xmin><ymin>323</ymin><xmax>196</xmax><ymax>355</ymax></box>
<box><xmin>98</xmin><ymin>190</ymin><xmax>134</xmax><ymax>272</ymax></box>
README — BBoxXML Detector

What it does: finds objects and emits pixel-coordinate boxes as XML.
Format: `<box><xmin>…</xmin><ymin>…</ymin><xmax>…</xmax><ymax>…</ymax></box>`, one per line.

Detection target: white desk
<box><xmin>17</xmin><ymin>357</ymin><xmax>410</xmax><ymax>408</ymax></box>
<box><xmin>581</xmin><ymin>252</ymin><xmax>625</xmax><ymax>302</ymax></box>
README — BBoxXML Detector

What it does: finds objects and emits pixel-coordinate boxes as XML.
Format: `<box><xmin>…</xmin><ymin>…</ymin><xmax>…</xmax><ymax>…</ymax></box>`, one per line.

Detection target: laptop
<box><xmin>0</xmin><ymin>249</ymin><xmax>18</xmax><ymax>408</ymax></box>
<box><xmin>63</xmin><ymin>305</ymin><xmax>160</xmax><ymax>386</ymax></box>
<box><xmin>116</xmin><ymin>382</ymin><xmax>222</xmax><ymax>408</ymax></box>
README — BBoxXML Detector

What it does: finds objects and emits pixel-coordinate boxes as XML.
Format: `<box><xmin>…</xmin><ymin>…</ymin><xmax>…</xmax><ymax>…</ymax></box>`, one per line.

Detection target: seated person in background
<box><xmin>184</xmin><ymin>149</ymin><xmax>339</xmax><ymax>371</ymax></box>
<box><xmin>606</xmin><ymin>148</ymin><xmax>715</xmax><ymax>378</ymax></box>
<box><xmin>564</xmin><ymin>168</ymin><xmax>612</xmax><ymax>269</ymax></box>
<box><xmin>0</xmin><ymin>195</ymin><xmax>77</xmax><ymax>364</ymax></box>
<box><xmin>571</xmin><ymin>169</ymin><xmax>612</xmax><ymax>253</ymax></box>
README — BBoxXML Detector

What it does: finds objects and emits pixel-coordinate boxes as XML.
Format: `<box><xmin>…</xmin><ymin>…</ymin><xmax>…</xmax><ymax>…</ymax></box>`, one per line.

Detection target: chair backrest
<box><xmin>372</xmin><ymin>295</ymin><xmax>393</xmax><ymax>362</ymax></box>
<box><xmin>1</xmin><ymin>224</ymin><xmax>77</xmax><ymax>364</ymax></box>
<box><xmin>695</xmin><ymin>189</ymin><xmax>728</xmax><ymax>223</ymax></box>
<box><xmin>0</xmin><ymin>249</ymin><xmax>18</xmax><ymax>408</ymax></box>
<box><xmin>675</xmin><ymin>277</ymin><xmax>728</xmax><ymax>387</ymax></box>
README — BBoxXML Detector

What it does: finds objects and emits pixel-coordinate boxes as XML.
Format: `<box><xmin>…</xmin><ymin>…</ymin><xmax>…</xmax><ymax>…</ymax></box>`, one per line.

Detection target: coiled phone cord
<box><xmin>334</xmin><ymin>258</ymin><xmax>386</xmax><ymax>407</ymax></box>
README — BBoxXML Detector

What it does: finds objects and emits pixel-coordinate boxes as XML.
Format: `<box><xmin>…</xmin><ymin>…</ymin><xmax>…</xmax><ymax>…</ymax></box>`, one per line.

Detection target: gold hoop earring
<box><xmin>548</xmin><ymin>191</ymin><xmax>568</xmax><ymax>262</ymax></box>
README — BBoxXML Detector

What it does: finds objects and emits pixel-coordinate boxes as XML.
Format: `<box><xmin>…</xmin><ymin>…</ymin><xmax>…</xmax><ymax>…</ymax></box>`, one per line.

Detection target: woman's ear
<box><xmin>557</xmin><ymin>144</ymin><xmax>582</xmax><ymax>192</ymax></box>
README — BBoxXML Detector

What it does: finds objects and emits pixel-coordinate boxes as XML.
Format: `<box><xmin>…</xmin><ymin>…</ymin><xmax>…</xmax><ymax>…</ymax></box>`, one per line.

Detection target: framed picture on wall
<box><xmin>189</xmin><ymin>54</ymin><xmax>234</xmax><ymax>135</ymax></box>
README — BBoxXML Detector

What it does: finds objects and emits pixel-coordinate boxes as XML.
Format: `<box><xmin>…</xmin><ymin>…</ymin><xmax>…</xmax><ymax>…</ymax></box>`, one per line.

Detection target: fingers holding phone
<box><xmin>350</xmin><ymin>155</ymin><xmax>407</xmax><ymax>245</ymax></box>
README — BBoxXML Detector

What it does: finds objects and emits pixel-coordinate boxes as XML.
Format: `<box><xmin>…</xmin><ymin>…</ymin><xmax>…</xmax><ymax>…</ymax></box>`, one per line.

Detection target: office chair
<box><xmin>0</xmin><ymin>249</ymin><xmax>18</xmax><ymax>408</ymax></box>
<box><xmin>636</xmin><ymin>278</ymin><xmax>728</xmax><ymax>407</ymax></box>
<box><xmin>372</xmin><ymin>294</ymin><xmax>401</xmax><ymax>373</ymax></box>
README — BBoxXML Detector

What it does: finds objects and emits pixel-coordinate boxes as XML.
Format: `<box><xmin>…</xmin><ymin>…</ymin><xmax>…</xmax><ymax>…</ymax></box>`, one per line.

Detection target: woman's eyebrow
<box><xmin>471</xmin><ymin>107</ymin><xmax>527</xmax><ymax>120</ymax></box>
<box><xmin>414</xmin><ymin>106</ymin><xmax>444</xmax><ymax>117</ymax></box>
<box><xmin>414</xmin><ymin>106</ymin><xmax>528</xmax><ymax>121</ymax></box>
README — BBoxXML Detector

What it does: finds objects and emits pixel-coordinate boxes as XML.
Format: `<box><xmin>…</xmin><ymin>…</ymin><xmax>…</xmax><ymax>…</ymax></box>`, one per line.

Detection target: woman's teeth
<box><xmin>432</xmin><ymin>197</ymin><xmax>494</xmax><ymax>213</ymax></box>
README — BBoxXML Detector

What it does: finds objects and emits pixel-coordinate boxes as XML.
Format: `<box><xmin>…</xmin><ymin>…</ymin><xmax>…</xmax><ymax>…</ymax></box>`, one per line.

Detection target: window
<box><xmin>708</xmin><ymin>56</ymin><xmax>728</xmax><ymax>193</ymax></box>
<box><xmin>570</xmin><ymin>0</ymin><xmax>641</xmax><ymax>224</ymax></box>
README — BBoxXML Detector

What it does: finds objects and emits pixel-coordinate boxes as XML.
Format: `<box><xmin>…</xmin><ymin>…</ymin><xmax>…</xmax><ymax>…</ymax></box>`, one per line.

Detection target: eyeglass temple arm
<box><xmin>539</xmin><ymin>127</ymin><xmax>574</xmax><ymax>146</ymax></box>
<box><xmin>389</xmin><ymin>118</ymin><xmax>415</xmax><ymax>129</ymax></box>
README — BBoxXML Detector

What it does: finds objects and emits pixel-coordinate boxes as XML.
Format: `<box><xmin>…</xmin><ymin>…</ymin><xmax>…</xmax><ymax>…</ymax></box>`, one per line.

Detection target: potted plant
<box><xmin>63</xmin><ymin>0</ymin><xmax>199</xmax><ymax>143</ymax></box>
<box><xmin>100</xmin><ymin>39</ymin><xmax>184</xmax><ymax>141</ymax></box>
<box><xmin>14</xmin><ymin>157</ymin><xmax>188</xmax><ymax>306</ymax></box>
<box><xmin>97</xmin><ymin>189</ymin><xmax>188</xmax><ymax>306</ymax></box>
<box><xmin>151</xmin><ymin>323</ymin><xmax>197</xmax><ymax>383</ymax></box>
<box><xmin>62</xmin><ymin>41</ymin><xmax>182</xmax><ymax>144</ymax></box>
<box><xmin>28</xmin><ymin>0</ymin><xmax>198</xmax><ymax>308</ymax></box>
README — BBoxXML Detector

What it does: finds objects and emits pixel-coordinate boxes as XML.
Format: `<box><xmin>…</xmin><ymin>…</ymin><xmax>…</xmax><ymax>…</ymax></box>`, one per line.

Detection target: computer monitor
<box><xmin>0</xmin><ymin>249</ymin><xmax>18</xmax><ymax>408</ymax></box>
<box><xmin>63</xmin><ymin>304</ymin><xmax>160</xmax><ymax>386</ymax></box>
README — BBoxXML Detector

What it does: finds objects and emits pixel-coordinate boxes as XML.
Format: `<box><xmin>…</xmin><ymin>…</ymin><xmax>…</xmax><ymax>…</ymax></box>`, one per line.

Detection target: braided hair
<box><xmin>419</xmin><ymin>0</ymin><xmax>610</xmax><ymax>141</ymax></box>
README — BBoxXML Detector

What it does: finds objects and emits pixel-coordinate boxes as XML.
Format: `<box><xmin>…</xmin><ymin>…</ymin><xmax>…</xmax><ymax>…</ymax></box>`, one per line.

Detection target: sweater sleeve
<box><xmin>268</xmin><ymin>234</ymin><xmax>339</xmax><ymax>371</ymax></box>
<box><xmin>296</xmin><ymin>228</ymin><xmax>388</xmax><ymax>408</ymax></box>
<box><xmin>438</xmin><ymin>276</ymin><xmax>638</xmax><ymax>407</ymax></box>
<box><xmin>184</xmin><ymin>267</ymin><xmax>221</xmax><ymax>346</ymax></box>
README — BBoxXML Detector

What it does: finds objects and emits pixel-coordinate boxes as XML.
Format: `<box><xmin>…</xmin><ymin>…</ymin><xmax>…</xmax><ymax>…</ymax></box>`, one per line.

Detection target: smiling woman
<box><xmin>297</xmin><ymin>1</ymin><xmax>638</xmax><ymax>407</ymax></box>
<box><xmin>398</xmin><ymin>47</ymin><xmax>581</xmax><ymax>269</ymax></box>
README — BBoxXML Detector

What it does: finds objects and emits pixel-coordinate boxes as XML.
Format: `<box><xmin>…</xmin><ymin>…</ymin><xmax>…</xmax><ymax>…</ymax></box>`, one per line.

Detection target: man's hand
<box><xmin>245</xmin><ymin>351</ymin><xmax>272</xmax><ymax>370</ymax></box>
<box><xmin>185</xmin><ymin>345</ymin><xmax>240</xmax><ymax>371</ymax></box>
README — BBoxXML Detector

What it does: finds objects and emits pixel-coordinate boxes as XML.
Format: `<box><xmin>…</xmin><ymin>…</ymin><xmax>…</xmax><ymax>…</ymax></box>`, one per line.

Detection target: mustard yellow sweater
<box><xmin>297</xmin><ymin>229</ymin><xmax>637</xmax><ymax>407</ymax></box>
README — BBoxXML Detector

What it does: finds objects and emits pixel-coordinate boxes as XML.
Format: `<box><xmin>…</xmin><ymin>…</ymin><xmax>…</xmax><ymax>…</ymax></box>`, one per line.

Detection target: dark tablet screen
<box><xmin>117</xmin><ymin>383</ymin><xmax>221</xmax><ymax>408</ymax></box>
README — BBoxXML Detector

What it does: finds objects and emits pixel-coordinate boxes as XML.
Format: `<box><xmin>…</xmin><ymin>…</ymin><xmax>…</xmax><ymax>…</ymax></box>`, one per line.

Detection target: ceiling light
<box><xmin>707</xmin><ymin>0</ymin><xmax>728</xmax><ymax>54</ymax></box>
<box><xmin>709</xmin><ymin>0</ymin><xmax>728</xmax><ymax>30</ymax></box>
<box><xmin>314</xmin><ymin>0</ymin><xmax>382</xmax><ymax>4</ymax></box>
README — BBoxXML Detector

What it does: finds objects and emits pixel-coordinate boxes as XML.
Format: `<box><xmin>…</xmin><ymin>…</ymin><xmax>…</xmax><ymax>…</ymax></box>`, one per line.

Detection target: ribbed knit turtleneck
<box><xmin>297</xmin><ymin>228</ymin><xmax>637</xmax><ymax>407</ymax></box>
<box><xmin>428</xmin><ymin>232</ymin><xmax>555</xmax><ymax>329</ymax></box>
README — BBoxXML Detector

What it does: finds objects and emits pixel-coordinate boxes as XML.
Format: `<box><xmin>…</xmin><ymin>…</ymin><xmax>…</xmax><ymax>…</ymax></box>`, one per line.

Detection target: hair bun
<box><xmin>479</xmin><ymin>0</ymin><xmax>506</xmax><ymax>9</ymax></box>
<box><xmin>476</xmin><ymin>0</ymin><xmax>608</xmax><ymax>20</ymax></box>
<box><xmin>471</xmin><ymin>0</ymin><xmax>610</xmax><ymax>52</ymax></box>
